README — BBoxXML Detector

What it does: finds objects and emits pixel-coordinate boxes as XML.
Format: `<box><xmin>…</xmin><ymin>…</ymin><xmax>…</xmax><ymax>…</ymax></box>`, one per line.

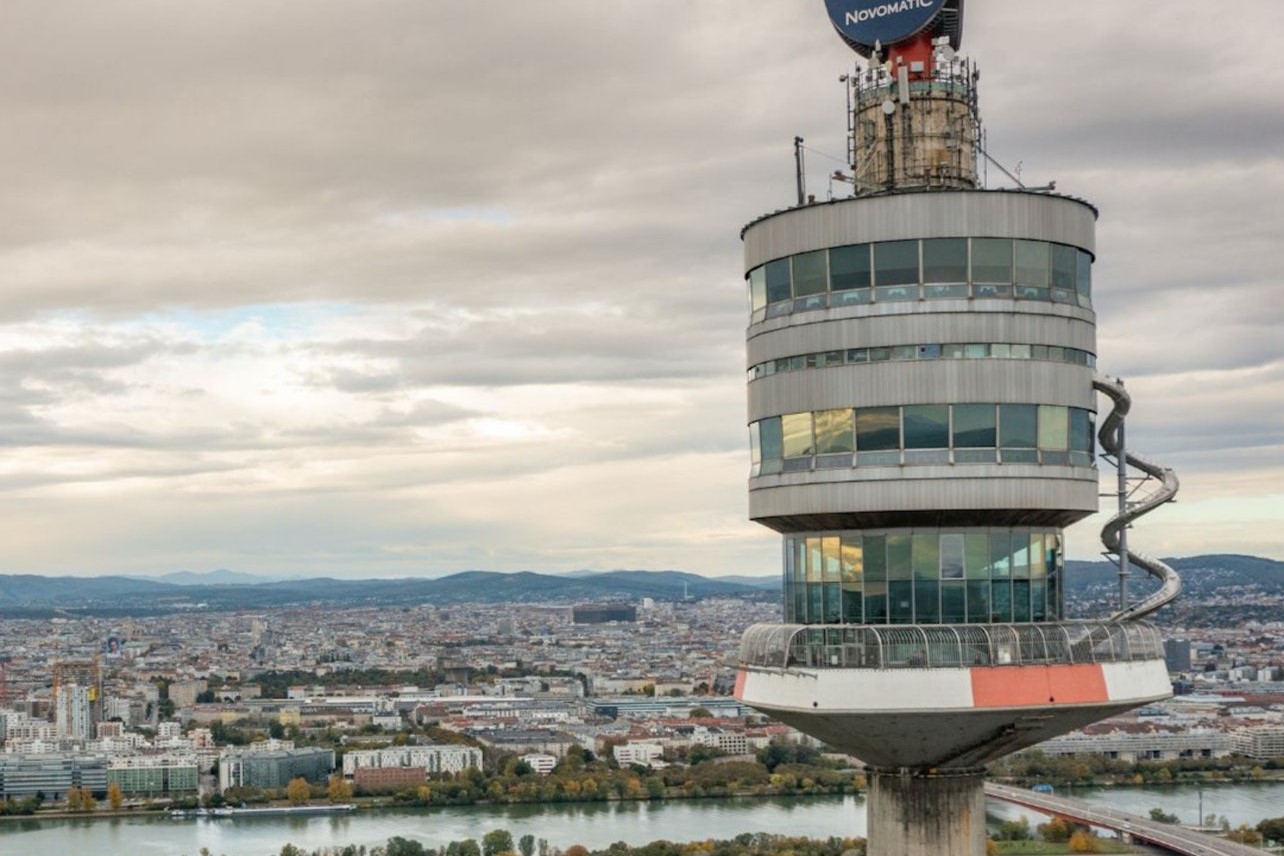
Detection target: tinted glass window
<box><xmin>903</xmin><ymin>405</ymin><xmax>949</xmax><ymax>449</ymax></box>
<box><xmin>923</xmin><ymin>238</ymin><xmax>968</xmax><ymax>283</ymax></box>
<box><xmin>856</xmin><ymin>406</ymin><xmax>901</xmax><ymax>451</ymax></box>
<box><xmin>940</xmin><ymin>534</ymin><xmax>965</xmax><ymax>580</ymax></box>
<box><xmin>864</xmin><ymin>535</ymin><xmax>887</xmax><ymax>582</ymax></box>
<box><xmin>1051</xmin><ymin>244</ymin><xmax>1077</xmax><ymax>289</ymax></box>
<box><xmin>1000</xmin><ymin>404</ymin><xmax>1038</xmax><ymax>448</ymax></box>
<box><xmin>887</xmin><ymin>535</ymin><xmax>912</xmax><ymax>580</ymax></box>
<box><xmin>1076</xmin><ymin>250</ymin><xmax>1093</xmax><ymax>304</ymax></box>
<box><xmin>913</xmin><ymin>533</ymin><xmax>939</xmax><ymax>581</ymax></box>
<box><xmin>1070</xmin><ymin>408</ymin><xmax>1093</xmax><ymax>454</ymax></box>
<box><xmin>1015</xmin><ymin>240</ymin><xmax>1049</xmax><ymax>287</ymax></box>
<box><xmin>749</xmin><ymin>268</ymin><xmax>767</xmax><ymax>312</ymax></box>
<box><xmin>830</xmin><ymin>244</ymin><xmax>871</xmax><ymax>291</ymax></box>
<box><xmin>765</xmin><ymin>259</ymin><xmax>792</xmax><ymax>304</ymax></box>
<box><xmin>759</xmin><ymin>418</ymin><xmax>782</xmax><ymax>467</ymax></box>
<box><xmin>1038</xmin><ymin>405</ymin><xmax>1069</xmax><ymax>451</ymax></box>
<box><xmin>952</xmin><ymin>404</ymin><xmax>996</xmax><ymax>448</ymax></box>
<box><xmin>782</xmin><ymin>412</ymin><xmax>814</xmax><ymax>458</ymax></box>
<box><xmin>874</xmin><ymin>240</ymin><xmax>919</xmax><ymax>286</ymax></box>
<box><xmin>971</xmin><ymin>239</ymin><xmax>1012</xmax><ymax>283</ymax></box>
<box><xmin>814</xmin><ymin>409</ymin><xmax>855</xmax><ymax>454</ymax></box>
<box><xmin>793</xmin><ymin>250</ymin><xmax>828</xmax><ymax>296</ymax></box>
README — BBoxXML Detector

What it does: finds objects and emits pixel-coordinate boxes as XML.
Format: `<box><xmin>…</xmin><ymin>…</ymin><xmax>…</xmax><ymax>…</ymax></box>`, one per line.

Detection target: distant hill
<box><xmin>0</xmin><ymin>555</ymin><xmax>1277</xmax><ymax>618</ymax></box>
<box><xmin>0</xmin><ymin>568</ymin><xmax>767</xmax><ymax>616</ymax></box>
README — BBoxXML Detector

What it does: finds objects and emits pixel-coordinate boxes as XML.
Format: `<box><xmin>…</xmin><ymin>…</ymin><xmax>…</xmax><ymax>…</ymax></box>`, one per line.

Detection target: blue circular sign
<box><xmin>824</xmin><ymin>0</ymin><xmax>945</xmax><ymax>52</ymax></box>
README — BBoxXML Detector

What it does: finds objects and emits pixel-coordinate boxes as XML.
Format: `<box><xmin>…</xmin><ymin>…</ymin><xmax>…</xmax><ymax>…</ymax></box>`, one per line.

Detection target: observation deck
<box><xmin>736</xmin><ymin>621</ymin><xmax>1171</xmax><ymax>769</ymax></box>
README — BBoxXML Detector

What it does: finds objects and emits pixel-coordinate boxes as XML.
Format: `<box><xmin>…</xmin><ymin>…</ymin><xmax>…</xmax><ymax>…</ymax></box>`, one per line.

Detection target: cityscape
<box><xmin>3</xmin><ymin>2</ymin><xmax>1284</xmax><ymax>856</ymax></box>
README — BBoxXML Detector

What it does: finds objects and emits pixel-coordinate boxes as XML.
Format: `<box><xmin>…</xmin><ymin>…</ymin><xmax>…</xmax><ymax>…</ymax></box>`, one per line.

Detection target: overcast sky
<box><xmin>1</xmin><ymin>1</ymin><xmax>1281</xmax><ymax>579</ymax></box>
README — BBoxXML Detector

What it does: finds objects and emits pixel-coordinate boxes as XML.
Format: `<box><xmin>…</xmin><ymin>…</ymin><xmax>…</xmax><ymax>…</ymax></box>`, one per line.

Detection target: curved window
<box><xmin>747</xmin><ymin>341</ymin><xmax>1095</xmax><ymax>380</ymax></box>
<box><xmin>746</xmin><ymin>238</ymin><xmax>1093</xmax><ymax>321</ymax></box>
<box><xmin>749</xmin><ymin>404</ymin><xmax>1095</xmax><ymax>475</ymax></box>
<box><xmin>781</xmin><ymin>528</ymin><xmax>1064</xmax><ymax>625</ymax></box>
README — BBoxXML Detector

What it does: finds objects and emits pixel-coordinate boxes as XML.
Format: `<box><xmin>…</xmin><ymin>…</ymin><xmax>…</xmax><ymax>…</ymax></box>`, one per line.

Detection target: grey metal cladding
<box><xmin>747</xmin><ymin>474</ymin><xmax>1099</xmax><ymax>520</ymax></box>
<box><xmin>742</xmin><ymin>190</ymin><xmax>1097</xmax><ymax>272</ymax></box>
<box><xmin>746</xmin><ymin>362</ymin><xmax>1095</xmax><ymax>420</ymax></box>
<box><xmin>746</xmin><ymin>313</ymin><xmax>1096</xmax><ymax>364</ymax></box>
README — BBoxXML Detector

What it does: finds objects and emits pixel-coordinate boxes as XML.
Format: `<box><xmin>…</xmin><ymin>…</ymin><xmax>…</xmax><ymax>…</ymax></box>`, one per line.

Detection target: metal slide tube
<box><xmin>1093</xmin><ymin>375</ymin><xmax>1181</xmax><ymax>621</ymax></box>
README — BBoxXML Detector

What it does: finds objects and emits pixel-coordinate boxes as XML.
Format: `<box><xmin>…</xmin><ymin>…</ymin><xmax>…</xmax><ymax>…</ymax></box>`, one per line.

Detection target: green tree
<box><xmin>386</xmin><ymin>837</ymin><xmax>428</xmax><ymax>856</ymax></box>
<box><xmin>689</xmin><ymin>707</ymin><xmax>713</xmax><ymax>719</ymax></box>
<box><xmin>518</xmin><ymin>834</ymin><xmax>536</xmax><ymax>856</ymax></box>
<box><xmin>483</xmin><ymin>829</ymin><xmax>515</xmax><ymax>856</ymax></box>
<box><xmin>1149</xmin><ymin>807</ymin><xmax>1180</xmax><ymax>825</ymax></box>
<box><xmin>458</xmin><ymin>839</ymin><xmax>482</xmax><ymax>856</ymax></box>
<box><xmin>1259</xmin><ymin>816</ymin><xmax>1284</xmax><ymax>844</ymax></box>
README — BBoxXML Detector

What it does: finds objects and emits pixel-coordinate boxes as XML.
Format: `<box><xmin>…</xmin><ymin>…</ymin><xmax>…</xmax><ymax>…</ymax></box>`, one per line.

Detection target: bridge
<box><xmin>985</xmin><ymin>782</ymin><xmax>1262</xmax><ymax>856</ymax></box>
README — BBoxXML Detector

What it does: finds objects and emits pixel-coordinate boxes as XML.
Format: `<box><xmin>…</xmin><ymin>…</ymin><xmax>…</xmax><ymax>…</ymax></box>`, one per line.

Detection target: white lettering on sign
<box><xmin>845</xmin><ymin>0</ymin><xmax>935</xmax><ymax>27</ymax></box>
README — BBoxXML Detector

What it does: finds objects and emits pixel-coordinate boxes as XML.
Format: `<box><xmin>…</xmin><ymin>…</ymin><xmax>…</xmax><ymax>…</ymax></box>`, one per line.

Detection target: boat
<box><xmin>210</xmin><ymin>803</ymin><xmax>356</xmax><ymax>818</ymax></box>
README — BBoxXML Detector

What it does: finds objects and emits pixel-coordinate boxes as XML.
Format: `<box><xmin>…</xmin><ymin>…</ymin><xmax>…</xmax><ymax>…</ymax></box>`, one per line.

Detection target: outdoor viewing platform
<box><xmin>739</xmin><ymin>621</ymin><xmax>1165</xmax><ymax>671</ymax></box>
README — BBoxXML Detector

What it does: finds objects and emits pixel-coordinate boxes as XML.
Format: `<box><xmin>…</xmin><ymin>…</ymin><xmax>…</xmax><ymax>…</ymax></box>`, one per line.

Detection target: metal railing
<box><xmin>738</xmin><ymin>621</ymin><xmax>1163</xmax><ymax>671</ymax></box>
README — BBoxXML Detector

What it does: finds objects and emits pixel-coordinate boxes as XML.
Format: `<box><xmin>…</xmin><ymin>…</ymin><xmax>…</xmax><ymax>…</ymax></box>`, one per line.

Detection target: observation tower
<box><xmin>734</xmin><ymin>3</ymin><xmax>1181</xmax><ymax>855</ymax></box>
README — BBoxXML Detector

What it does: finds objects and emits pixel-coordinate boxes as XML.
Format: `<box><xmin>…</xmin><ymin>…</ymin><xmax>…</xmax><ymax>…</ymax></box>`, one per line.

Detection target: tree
<box><xmin>1149</xmin><ymin>807</ymin><xmax>1180</xmax><ymax>825</ymax></box>
<box><xmin>108</xmin><ymin>782</ymin><xmax>124</xmax><ymax>811</ymax></box>
<box><xmin>1037</xmin><ymin>817</ymin><xmax>1071</xmax><ymax>843</ymax></box>
<box><xmin>386</xmin><ymin>837</ymin><xmax>428</xmax><ymax>856</ymax></box>
<box><xmin>518</xmin><ymin>834</ymin><xmax>536</xmax><ymax>856</ymax></box>
<box><xmin>328</xmin><ymin>775</ymin><xmax>354</xmax><ymax>803</ymax></box>
<box><xmin>483</xmin><ymin>829</ymin><xmax>515</xmax><ymax>856</ymax></box>
<box><xmin>66</xmin><ymin>787</ymin><xmax>83</xmax><ymax>812</ymax></box>
<box><xmin>1226</xmin><ymin>825</ymin><xmax>1263</xmax><ymax>845</ymax></box>
<box><xmin>1258</xmin><ymin>816</ymin><xmax>1284</xmax><ymax>844</ymax></box>
<box><xmin>1068</xmin><ymin>830</ymin><xmax>1103</xmax><ymax>853</ymax></box>
<box><xmin>286</xmin><ymin>777</ymin><xmax>311</xmax><ymax>806</ymax></box>
<box><xmin>457</xmin><ymin>839</ymin><xmax>481</xmax><ymax>856</ymax></box>
<box><xmin>996</xmin><ymin>817</ymin><xmax>1031</xmax><ymax>841</ymax></box>
<box><xmin>689</xmin><ymin>707</ymin><xmax>713</xmax><ymax>719</ymax></box>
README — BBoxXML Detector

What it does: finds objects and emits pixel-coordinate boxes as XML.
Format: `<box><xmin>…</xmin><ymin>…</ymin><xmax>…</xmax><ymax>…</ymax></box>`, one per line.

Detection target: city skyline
<box><xmin>1</xmin><ymin>1</ymin><xmax>1281</xmax><ymax>578</ymax></box>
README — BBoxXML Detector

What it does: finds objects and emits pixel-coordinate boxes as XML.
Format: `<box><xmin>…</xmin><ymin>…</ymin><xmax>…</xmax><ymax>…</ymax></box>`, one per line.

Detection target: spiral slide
<box><xmin>1093</xmin><ymin>375</ymin><xmax>1181</xmax><ymax>621</ymax></box>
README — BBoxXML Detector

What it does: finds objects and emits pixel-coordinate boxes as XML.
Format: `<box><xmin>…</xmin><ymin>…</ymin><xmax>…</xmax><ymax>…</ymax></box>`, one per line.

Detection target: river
<box><xmin>1</xmin><ymin>784</ymin><xmax>1279</xmax><ymax>856</ymax></box>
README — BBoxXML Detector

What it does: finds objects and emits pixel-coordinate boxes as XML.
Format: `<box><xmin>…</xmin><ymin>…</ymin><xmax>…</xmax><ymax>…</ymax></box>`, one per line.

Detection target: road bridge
<box><xmin>986</xmin><ymin>783</ymin><xmax>1261</xmax><ymax>856</ymax></box>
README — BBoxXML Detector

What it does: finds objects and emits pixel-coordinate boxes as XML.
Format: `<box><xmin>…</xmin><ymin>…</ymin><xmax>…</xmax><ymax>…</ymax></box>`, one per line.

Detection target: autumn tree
<box><xmin>66</xmin><ymin>787</ymin><xmax>83</xmax><ymax>812</ymax></box>
<box><xmin>1068</xmin><ymin>830</ymin><xmax>1103</xmax><ymax>853</ymax></box>
<box><xmin>327</xmin><ymin>775</ymin><xmax>353</xmax><ymax>803</ymax></box>
<box><xmin>108</xmin><ymin>782</ymin><xmax>124</xmax><ymax>811</ymax></box>
<box><xmin>285</xmin><ymin>776</ymin><xmax>311</xmax><ymax>806</ymax></box>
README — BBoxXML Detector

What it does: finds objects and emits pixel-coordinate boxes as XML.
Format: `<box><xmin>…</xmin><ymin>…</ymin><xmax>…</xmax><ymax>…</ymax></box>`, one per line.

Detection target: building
<box><xmin>1232</xmin><ymin>726</ymin><xmax>1284</xmax><ymax>761</ymax></box>
<box><xmin>1164</xmin><ymin>639</ymin><xmax>1193</xmax><ymax>673</ymax></box>
<box><xmin>1037</xmin><ymin>730</ymin><xmax>1232</xmax><ymax>763</ymax></box>
<box><xmin>519</xmin><ymin>753</ymin><xmax>557</xmax><ymax>775</ymax></box>
<box><xmin>341</xmin><ymin>745</ymin><xmax>482</xmax><ymax>778</ymax></box>
<box><xmin>733</xmin><ymin>4</ymin><xmax>1178</xmax><ymax>855</ymax></box>
<box><xmin>353</xmin><ymin>766</ymin><xmax>427</xmax><ymax>792</ymax></box>
<box><xmin>107</xmin><ymin>755</ymin><xmax>199</xmax><ymax>797</ymax></box>
<box><xmin>0</xmin><ymin>754</ymin><xmax>107</xmax><ymax>800</ymax></box>
<box><xmin>572</xmin><ymin>605</ymin><xmax>637</xmax><ymax>625</ymax></box>
<box><xmin>53</xmin><ymin>683</ymin><xmax>92</xmax><ymax>740</ymax></box>
<box><xmin>218</xmin><ymin>746</ymin><xmax>334</xmax><ymax>792</ymax></box>
<box><xmin>614</xmin><ymin>742</ymin><xmax>665</xmax><ymax>768</ymax></box>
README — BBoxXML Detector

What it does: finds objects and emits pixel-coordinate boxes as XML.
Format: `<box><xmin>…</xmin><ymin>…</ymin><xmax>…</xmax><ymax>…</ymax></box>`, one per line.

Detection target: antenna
<box><xmin>794</xmin><ymin>136</ymin><xmax>807</xmax><ymax>206</ymax></box>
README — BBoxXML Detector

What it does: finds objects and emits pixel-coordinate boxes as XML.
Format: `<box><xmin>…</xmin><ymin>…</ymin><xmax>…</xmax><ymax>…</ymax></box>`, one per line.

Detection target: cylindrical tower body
<box><xmin>735</xmin><ymin>6</ymin><xmax>1176</xmax><ymax>855</ymax></box>
<box><xmin>743</xmin><ymin>190</ymin><xmax>1099</xmax><ymax>627</ymax></box>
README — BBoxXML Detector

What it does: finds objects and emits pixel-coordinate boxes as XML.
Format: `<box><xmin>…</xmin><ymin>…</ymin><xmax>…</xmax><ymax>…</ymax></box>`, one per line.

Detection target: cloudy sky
<box><xmin>1</xmin><ymin>1</ymin><xmax>1281</xmax><ymax>579</ymax></box>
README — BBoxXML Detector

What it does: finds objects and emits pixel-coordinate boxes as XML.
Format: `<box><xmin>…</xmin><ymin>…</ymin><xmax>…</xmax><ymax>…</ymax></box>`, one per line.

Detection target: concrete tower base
<box><xmin>866</xmin><ymin>768</ymin><xmax>986</xmax><ymax>856</ymax></box>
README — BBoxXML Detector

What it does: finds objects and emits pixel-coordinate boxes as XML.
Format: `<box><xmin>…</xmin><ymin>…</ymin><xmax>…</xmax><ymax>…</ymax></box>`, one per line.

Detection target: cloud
<box><xmin>0</xmin><ymin>1</ymin><xmax>1280</xmax><ymax>575</ymax></box>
